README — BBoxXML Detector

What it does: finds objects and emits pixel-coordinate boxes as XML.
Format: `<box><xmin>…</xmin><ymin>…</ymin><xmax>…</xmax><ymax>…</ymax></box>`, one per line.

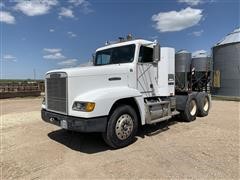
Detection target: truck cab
<box><xmin>42</xmin><ymin>38</ymin><xmax>211</xmax><ymax>148</ymax></box>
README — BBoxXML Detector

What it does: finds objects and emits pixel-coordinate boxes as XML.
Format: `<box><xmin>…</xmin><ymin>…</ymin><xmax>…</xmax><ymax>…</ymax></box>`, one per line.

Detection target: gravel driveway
<box><xmin>1</xmin><ymin>98</ymin><xmax>239</xmax><ymax>179</ymax></box>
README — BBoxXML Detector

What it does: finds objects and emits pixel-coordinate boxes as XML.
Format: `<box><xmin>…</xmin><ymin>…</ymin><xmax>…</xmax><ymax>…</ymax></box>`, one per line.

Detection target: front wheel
<box><xmin>102</xmin><ymin>105</ymin><xmax>138</xmax><ymax>148</ymax></box>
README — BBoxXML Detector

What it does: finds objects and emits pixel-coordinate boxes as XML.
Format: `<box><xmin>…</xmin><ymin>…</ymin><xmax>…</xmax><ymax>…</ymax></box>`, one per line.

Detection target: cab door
<box><xmin>137</xmin><ymin>46</ymin><xmax>158</xmax><ymax>97</ymax></box>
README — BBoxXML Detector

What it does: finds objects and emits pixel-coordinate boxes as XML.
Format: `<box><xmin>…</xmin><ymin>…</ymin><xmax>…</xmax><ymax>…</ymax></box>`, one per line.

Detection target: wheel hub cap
<box><xmin>115</xmin><ymin>114</ymin><xmax>134</xmax><ymax>140</ymax></box>
<box><xmin>190</xmin><ymin>100</ymin><xmax>197</xmax><ymax>116</ymax></box>
<box><xmin>203</xmin><ymin>97</ymin><xmax>209</xmax><ymax>112</ymax></box>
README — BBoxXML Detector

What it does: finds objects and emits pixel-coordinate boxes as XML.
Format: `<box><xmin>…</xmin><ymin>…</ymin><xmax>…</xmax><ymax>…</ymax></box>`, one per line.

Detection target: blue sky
<box><xmin>0</xmin><ymin>0</ymin><xmax>239</xmax><ymax>79</ymax></box>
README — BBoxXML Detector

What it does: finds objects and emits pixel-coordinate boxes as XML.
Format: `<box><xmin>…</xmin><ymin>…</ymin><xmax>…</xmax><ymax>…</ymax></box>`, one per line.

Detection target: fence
<box><xmin>0</xmin><ymin>81</ymin><xmax>44</xmax><ymax>99</ymax></box>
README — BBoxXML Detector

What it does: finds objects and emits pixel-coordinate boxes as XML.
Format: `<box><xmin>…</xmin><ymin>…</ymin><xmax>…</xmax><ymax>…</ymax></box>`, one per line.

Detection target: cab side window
<box><xmin>139</xmin><ymin>46</ymin><xmax>153</xmax><ymax>63</ymax></box>
<box><xmin>96</xmin><ymin>49</ymin><xmax>111</xmax><ymax>65</ymax></box>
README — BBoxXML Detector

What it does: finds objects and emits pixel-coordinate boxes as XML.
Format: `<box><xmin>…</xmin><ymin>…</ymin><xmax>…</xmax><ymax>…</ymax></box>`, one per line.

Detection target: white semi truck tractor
<box><xmin>41</xmin><ymin>38</ymin><xmax>211</xmax><ymax>148</ymax></box>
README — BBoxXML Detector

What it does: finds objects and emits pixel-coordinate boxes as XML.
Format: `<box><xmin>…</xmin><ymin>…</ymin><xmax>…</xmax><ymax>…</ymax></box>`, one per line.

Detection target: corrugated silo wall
<box><xmin>212</xmin><ymin>42</ymin><xmax>240</xmax><ymax>97</ymax></box>
<box><xmin>175</xmin><ymin>52</ymin><xmax>191</xmax><ymax>91</ymax></box>
<box><xmin>192</xmin><ymin>57</ymin><xmax>211</xmax><ymax>72</ymax></box>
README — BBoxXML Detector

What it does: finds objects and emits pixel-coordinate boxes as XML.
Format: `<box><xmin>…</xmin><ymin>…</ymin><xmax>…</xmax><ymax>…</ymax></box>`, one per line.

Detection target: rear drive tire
<box><xmin>181</xmin><ymin>95</ymin><xmax>197</xmax><ymax>122</ymax></box>
<box><xmin>102</xmin><ymin>105</ymin><xmax>138</xmax><ymax>149</ymax></box>
<box><xmin>196</xmin><ymin>92</ymin><xmax>210</xmax><ymax>117</ymax></box>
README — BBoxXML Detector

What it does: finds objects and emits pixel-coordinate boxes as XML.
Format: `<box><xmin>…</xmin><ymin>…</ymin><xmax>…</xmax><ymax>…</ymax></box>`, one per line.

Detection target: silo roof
<box><xmin>192</xmin><ymin>50</ymin><xmax>208</xmax><ymax>58</ymax></box>
<box><xmin>176</xmin><ymin>50</ymin><xmax>190</xmax><ymax>54</ymax></box>
<box><xmin>215</xmin><ymin>27</ymin><xmax>240</xmax><ymax>46</ymax></box>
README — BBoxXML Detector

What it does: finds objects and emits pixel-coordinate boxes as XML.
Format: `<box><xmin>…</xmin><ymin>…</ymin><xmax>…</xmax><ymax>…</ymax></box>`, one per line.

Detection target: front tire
<box><xmin>102</xmin><ymin>105</ymin><xmax>138</xmax><ymax>148</ymax></box>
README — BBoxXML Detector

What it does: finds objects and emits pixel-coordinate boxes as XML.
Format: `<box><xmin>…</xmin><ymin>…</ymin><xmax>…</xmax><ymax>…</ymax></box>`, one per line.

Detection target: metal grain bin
<box><xmin>175</xmin><ymin>50</ymin><xmax>192</xmax><ymax>92</ymax></box>
<box><xmin>192</xmin><ymin>56</ymin><xmax>211</xmax><ymax>72</ymax></box>
<box><xmin>175</xmin><ymin>50</ymin><xmax>191</xmax><ymax>72</ymax></box>
<box><xmin>191</xmin><ymin>52</ymin><xmax>212</xmax><ymax>92</ymax></box>
<box><xmin>192</xmin><ymin>51</ymin><xmax>211</xmax><ymax>72</ymax></box>
<box><xmin>212</xmin><ymin>28</ymin><xmax>240</xmax><ymax>97</ymax></box>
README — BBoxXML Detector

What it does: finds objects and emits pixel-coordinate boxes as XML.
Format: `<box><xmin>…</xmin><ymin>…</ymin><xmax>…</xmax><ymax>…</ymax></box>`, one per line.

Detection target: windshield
<box><xmin>95</xmin><ymin>44</ymin><xmax>135</xmax><ymax>65</ymax></box>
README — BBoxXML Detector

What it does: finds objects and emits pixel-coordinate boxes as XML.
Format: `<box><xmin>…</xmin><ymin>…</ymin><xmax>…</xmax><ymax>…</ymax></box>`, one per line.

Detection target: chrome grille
<box><xmin>46</xmin><ymin>73</ymin><xmax>67</xmax><ymax>114</ymax></box>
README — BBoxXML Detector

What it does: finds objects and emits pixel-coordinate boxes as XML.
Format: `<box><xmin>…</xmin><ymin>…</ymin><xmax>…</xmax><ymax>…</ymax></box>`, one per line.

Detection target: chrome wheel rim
<box><xmin>190</xmin><ymin>100</ymin><xmax>197</xmax><ymax>116</ymax></box>
<box><xmin>203</xmin><ymin>97</ymin><xmax>209</xmax><ymax>112</ymax></box>
<box><xmin>115</xmin><ymin>114</ymin><xmax>134</xmax><ymax>140</ymax></box>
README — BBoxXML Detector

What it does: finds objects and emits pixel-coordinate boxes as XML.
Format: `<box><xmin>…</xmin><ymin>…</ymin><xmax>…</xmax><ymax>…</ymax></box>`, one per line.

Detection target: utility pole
<box><xmin>33</xmin><ymin>68</ymin><xmax>36</xmax><ymax>81</ymax></box>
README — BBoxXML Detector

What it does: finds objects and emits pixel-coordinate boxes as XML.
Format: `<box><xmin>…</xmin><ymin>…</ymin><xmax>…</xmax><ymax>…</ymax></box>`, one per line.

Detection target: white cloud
<box><xmin>59</xmin><ymin>7</ymin><xmax>74</xmax><ymax>18</ymax></box>
<box><xmin>2</xmin><ymin>54</ymin><xmax>17</xmax><ymax>62</ymax></box>
<box><xmin>79</xmin><ymin>61</ymin><xmax>93</xmax><ymax>67</ymax></box>
<box><xmin>68</xmin><ymin>0</ymin><xmax>92</xmax><ymax>14</ymax></box>
<box><xmin>58</xmin><ymin>59</ymin><xmax>78</xmax><ymax>67</ymax></box>
<box><xmin>43</xmin><ymin>48</ymin><xmax>79</xmax><ymax>66</ymax></box>
<box><xmin>177</xmin><ymin>0</ymin><xmax>203</xmax><ymax>6</ymax></box>
<box><xmin>178</xmin><ymin>0</ymin><xmax>215</xmax><ymax>6</ymax></box>
<box><xmin>192</xmin><ymin>50</ymin><xmax>208</xmax><ymax>57</ymax></box>
<box><xmin>0</xmin><ymin>11</ymin><xmax>15</xmax><ymax>24</ymax></box>
<box><xmin>43</xmin><ymin>52</ymin><xmax>65</xmax><ymax>60</ymax></box>
<box><xmin>67</xmin><ymin>31</ymin><xmax>77</xmax><ymax>38</ymax></box>
<box><xmin>152</xmin><ymin>7</ymin><xmax>203</xmax><ymax>32</ymax></box>
<box><xmin>43</xmin><ymin>48</ymin><xmax>61</xmax><ymax>53</ymax></box>
<box><xmin>191</xmin><ymin>29</ymin><xmax>204</xmax><ymax>36</ymax></box>
<box><xmin>14</xmin><ymin>0</ymin><xmax>58</xmax><ymax>16</ymax></box>
<box><xmin>69</xmin><ymin>0</ymin><xmax>86</xmax><ymax>6</ymax></box>
<box><xmin>49</xmin><ymin>28</ymin><xmax>55</xmax><ymax>32</ymax></box>
<box><xmin>149</xmin><ymin>35</ymin><xmax>158</xmax><ymax>40</ymax></box>
<box><xmin>43</xmin><ymin>48</ymin><xmax>65</xmax><ymax>60</ymax></box>
<box><xmin>0</xmin><ymin>2</ymin><xmax>5</xmax><ymax>8</ymax></box>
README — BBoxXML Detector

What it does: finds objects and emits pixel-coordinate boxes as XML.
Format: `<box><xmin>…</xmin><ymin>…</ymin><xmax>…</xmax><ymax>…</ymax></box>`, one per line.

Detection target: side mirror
<box><xmin>153</xmin><ymin>43</ymin><xmax>160</xmax><ymax>63</ymax></box>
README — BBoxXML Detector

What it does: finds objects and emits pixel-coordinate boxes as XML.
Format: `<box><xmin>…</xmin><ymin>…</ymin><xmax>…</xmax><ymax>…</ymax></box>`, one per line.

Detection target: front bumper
<box><xmin>41</xmin><ymin>109</ymin><xmax>108</xmax><ymax>132</ymax></box>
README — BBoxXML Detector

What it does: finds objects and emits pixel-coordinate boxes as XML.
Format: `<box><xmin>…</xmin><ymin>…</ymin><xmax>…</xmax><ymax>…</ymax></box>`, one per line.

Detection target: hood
<box><xmin>46</xmin><ymin>63</ymin><xmax>132</xmax><ymax>77</ymax></box>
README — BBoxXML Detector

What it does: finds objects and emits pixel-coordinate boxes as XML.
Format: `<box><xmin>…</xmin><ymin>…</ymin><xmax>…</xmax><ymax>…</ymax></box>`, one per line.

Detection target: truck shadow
<box><xmin>48</xmin><ymin>118</ymin><xmax>180</xmax><ymax>154</ymax></box>
<box><xmin>138</xmin><ymin>118</ymin><xmax>179</xmax><ymax>138</ymax></box>
<box><xmin>48</xmin><ymin>130</ymin><xmax>109</xmax><ymax>154</ymax></box>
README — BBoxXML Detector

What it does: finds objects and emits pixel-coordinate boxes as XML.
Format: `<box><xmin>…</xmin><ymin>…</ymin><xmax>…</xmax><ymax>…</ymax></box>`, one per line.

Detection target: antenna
<box><xmin>126</xmin><ymin>34</ymin><xmax>133</xmax><ymax>40</ymax></box>
<box><xmin>118</xmin><ymin>37</ymin><xmax>125</xmax><ymax>42</ymax></box>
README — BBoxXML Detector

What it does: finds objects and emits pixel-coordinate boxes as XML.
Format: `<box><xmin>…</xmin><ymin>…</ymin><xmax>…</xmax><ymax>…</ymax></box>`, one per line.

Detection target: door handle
<box><xmin>108</xmin><ymin>77</ymin><xmax>121</xmax><ymax>81</ymax></box>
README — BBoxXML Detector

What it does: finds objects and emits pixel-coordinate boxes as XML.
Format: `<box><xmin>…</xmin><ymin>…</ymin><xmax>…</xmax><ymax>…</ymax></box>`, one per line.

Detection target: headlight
<box><xmin>72</xmin><ymin>101</ymin><xmax>95</xmax><ymax>112</ymax></box>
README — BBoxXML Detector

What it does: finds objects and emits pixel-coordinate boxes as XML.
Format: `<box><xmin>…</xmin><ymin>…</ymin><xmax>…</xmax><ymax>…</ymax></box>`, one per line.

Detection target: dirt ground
<box><xmin>0</xmin><ymin>98</ymin><xmax>239</xmax><ymax>179</ymax></box>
